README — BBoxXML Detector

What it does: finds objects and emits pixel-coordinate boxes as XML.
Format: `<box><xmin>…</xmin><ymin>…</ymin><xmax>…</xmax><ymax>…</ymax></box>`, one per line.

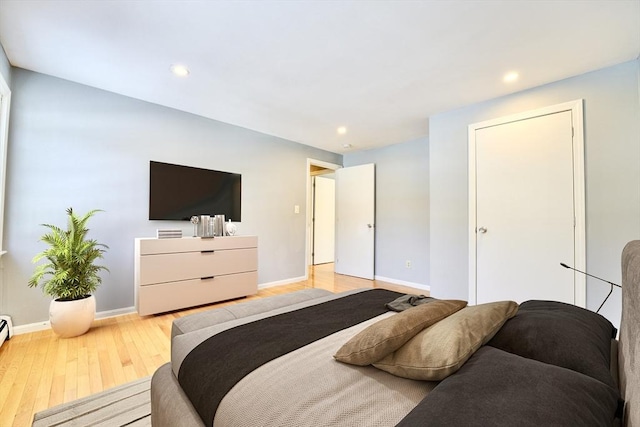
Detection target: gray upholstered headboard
<box><xmin>620</xmin><ymin>240</ymin><xmax>640</xmax><ymax>426</ymax></box>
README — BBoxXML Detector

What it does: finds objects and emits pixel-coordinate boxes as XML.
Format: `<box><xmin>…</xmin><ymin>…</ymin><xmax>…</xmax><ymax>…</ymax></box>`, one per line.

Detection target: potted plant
<box><xmin>28</xmin><ymin>208</ymin><xmax>109</xmax><ymax>338</ymax></box>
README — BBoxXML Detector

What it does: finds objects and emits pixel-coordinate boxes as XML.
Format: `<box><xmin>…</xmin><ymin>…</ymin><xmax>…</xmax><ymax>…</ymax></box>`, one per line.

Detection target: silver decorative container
<box><xmin>214</xmin><ymin>215</ymin><xmax>226</xmax><ymax>236</ymax></box>
<box><xmin>198</xmin><ymin>215</ymin><xmax>213</xmax><ymax>238</ymax></box>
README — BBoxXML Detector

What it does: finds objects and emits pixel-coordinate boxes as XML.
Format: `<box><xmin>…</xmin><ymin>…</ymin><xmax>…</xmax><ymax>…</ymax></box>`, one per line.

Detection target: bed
<box><xmin>151</xmin><ymin>240</ymin><xmax>640</xmax><ymax>426</ymax></box>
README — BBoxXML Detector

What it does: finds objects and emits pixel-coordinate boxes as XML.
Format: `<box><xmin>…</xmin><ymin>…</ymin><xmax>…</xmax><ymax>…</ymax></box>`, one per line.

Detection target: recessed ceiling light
<box><xmin>337</xmin><ymin>126</ymin><xmax>347</xmax><ymax>135</ymax></box>
<box><xmin>170</xmin><ymin>64</ymin><xmax>190</xmax><ymax>77</ymax></box>
<box><xmin>503</xmin><ymin>71</ymin><xmax>519</xmax><ymax>83</ymax></box>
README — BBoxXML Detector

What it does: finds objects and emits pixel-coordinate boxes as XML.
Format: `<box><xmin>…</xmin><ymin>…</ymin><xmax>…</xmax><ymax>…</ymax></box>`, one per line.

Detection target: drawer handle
<box><xmin>201</xmin><ymin>250</ymin><xmax>215</xmax><ymax>254</ymax></box>
<box><xmin>200</xmin><ymin>276</ymin><xmax>215</xmax><ymax>280</ymax></box>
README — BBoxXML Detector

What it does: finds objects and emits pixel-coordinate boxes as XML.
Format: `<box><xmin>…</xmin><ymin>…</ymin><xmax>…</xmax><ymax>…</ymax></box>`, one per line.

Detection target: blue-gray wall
<box><xmin>5</xmin><ymin>68</ymin><xmax>341</xmax><ymax>326</ymax></box>
<box><xmin>344</xmin><ymin>137</ymin><xmax>429</xmax><ymax>288</ymax></box>
<box><xmin>5</xmin><ymin>55</ymin><xmax>638</xmax><ymax>329</ymax></box>
<box><xmin>429</xmin><ymin>59</ymin><xmax>640</xmax><ymax>328</ymax></box>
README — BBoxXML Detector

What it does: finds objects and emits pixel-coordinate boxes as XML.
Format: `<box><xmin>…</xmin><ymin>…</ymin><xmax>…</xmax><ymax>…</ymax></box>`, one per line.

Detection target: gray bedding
<box><xmin>178</xmin><ymin>289</ymin><xmax>405</xmax><ymax>425</ymax></box>
<box><xmin>214</xmin><ymin>314</ymin><xmax>436</xmax><ymax>427</ymax></box>
<box><xmin>152</xmin><ymin>318</ymin><xmax>437</xmax><ymax>427</ymax></box>
<box><xmin>154</xmin><ymin>288</ymin><xmax>434</xmax><ymax>427</ymax></box>
<box><xmin>171</xmin><ymin>288</ymin><xmax>365</xmax><ymax>376</ymax></box>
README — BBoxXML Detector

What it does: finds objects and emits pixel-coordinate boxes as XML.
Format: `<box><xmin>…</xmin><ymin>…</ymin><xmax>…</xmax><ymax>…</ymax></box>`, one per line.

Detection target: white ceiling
<box><xmin>0</xmin><ymin>1</ymin><xmax>638</xmax><ymax>154</ymax></box>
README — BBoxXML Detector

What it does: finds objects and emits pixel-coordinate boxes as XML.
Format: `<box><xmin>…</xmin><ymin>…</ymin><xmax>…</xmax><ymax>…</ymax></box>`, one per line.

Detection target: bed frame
<box><xmin>619</xmin><ymin>240</ymin><xmax>640</xmax><ymax>426</ymax></box>
<box><xmin>151</xmin><ymin>240</ymin><xmax>640</xmax><ymax>426</ymax></box>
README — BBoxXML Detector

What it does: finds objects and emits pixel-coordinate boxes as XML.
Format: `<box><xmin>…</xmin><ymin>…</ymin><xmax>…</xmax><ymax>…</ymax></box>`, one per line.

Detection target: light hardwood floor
<box><xmin>0</xmin><ymin>264</ymin><xmax>425</xmax><ymax>427</ymax></box>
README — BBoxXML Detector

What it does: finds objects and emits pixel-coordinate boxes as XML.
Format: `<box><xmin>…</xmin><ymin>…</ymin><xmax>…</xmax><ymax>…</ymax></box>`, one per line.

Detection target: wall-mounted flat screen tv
<box><xmin>149</xmin><ymin>161</ymin><xmax>241</xmax><ymax>221</ymax></box>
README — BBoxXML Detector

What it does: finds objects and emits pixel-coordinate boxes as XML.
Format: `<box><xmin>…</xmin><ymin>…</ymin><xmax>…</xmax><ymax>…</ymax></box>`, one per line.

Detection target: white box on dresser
<box><xmin>135</xmin><ymin>236</ymin><xmax>258</xmax><ymax>316</ymax></box>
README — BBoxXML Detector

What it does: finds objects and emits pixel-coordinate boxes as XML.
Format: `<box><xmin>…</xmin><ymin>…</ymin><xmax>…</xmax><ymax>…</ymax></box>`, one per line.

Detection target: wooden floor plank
<box><xmin>85</xmin><ymin>328</ymin><xmax>103</xmax><ymax>395</ymax></box>
<box><xmin>32</xmin><ymin>335</ymin><xmax>58</xmax><ymax>415</ymax></box>
<box><xmin>76</xmin><ymin>333</ymin><xmax>91</xmax><ymax>399</ymax></box>
<box><xmin>1</xmin><ymin>335</ymin><xmax>39</xmax><ymax>426</ymax></box>
<box><xmin>63</xmin><ymin>334</ymin><xmax>78</xmax><ymax>403</ymax></box>
<box><xmin>13</xmin><ymin>335</ymin><xmax>49</xmax><ymax>423</ymax></box>
<box><xmin>0</xmin><ymin>264</ymin><xmax>425</xmax><ymax>427</ymax></box>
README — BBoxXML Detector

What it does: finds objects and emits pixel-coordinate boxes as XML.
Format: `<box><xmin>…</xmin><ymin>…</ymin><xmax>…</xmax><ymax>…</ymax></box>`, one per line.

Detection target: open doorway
<box><xmin>306</xmin><ymin>159</ymin><xmax>340</xmax><ymax>277</ymax></box>
<box><xmin>311</xmin><ymin>173</ymin><xmax>335</xmax><ymax>265</ymax></box>
<box><xmin>305</xmin><ymin>159</ymin><xmax>376</xmax><ymax>281</ymax></box>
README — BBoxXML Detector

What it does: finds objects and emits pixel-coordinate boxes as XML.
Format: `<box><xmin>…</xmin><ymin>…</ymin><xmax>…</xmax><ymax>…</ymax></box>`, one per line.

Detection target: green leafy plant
<box><xmin>28</xmin><ymin>208</ymin><xmax>109</xmax><ymax>301</ymax></box>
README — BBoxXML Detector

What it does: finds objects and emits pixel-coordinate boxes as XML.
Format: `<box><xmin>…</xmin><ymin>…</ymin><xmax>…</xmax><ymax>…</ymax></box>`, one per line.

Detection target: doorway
<box><xmin>306</xmin><ymin>159</ymin><xmax>340</xmax><ymax>276</ymax></box>
<box><xmin>305</xmin><ymin>160</ymin><xmax>376</xmax><ymax>281</ymax></box>
<box><xmin>311</xmin><ymin>173</ymin><xmax>335</xmax><ymax>265</ymax></box>
<box><xmin>468</xmin><ymin>100</ymin><xmax>586</xmax><ymax>306</ymax></box>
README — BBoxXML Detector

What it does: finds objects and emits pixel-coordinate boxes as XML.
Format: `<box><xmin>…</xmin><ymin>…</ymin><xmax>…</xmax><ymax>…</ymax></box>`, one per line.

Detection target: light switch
<box><xmin>294</xmin><ymin>205</ymin><xmax>300</xmax><ymax>214</ymax></box>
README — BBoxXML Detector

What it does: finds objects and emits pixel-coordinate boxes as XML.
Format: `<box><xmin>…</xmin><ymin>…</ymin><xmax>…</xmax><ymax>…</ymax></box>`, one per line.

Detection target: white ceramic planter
<box><xmin>49</xmin><ymin>295</ymin><xmax>96</xmax><ymax>338</ymax></box>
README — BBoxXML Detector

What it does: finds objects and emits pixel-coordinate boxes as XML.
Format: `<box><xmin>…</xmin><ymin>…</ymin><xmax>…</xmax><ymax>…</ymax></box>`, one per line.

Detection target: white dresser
<box><xmin>134</xmin><ymin>236</ymin><xmax>258</xmax><ymax>316</ymax></box>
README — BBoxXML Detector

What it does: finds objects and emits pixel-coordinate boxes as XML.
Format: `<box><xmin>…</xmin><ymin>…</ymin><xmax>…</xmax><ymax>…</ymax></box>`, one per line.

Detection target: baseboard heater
<box><xmin>0</xmin><ymin>315</ymin><xmax>12</xmax><ymax>348</ymax></box>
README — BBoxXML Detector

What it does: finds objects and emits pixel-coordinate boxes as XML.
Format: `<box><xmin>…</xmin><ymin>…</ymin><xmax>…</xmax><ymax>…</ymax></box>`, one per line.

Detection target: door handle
<box><xmin>367</xmin><ymin>224</ymin><xmax>374</xmax><ymax>229</ymax></box>
<box><xmin>478</xmin><ymin>227</ymin><xmax>487</xmax><ymax>234</ymax></box>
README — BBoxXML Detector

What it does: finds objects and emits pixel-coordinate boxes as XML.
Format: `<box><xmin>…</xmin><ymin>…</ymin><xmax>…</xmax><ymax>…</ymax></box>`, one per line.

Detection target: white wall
<box><xmin>0</xmin><ymin>43</ymin><xmax>11</xmax><ymax>88</ymax></box>
<box><xmin>344</xmin><ymin>137</ymin><xmax>429</xmax><ymax>288</ymax></box>
<box><xmin>0</xmin><ymin>43</ymin><xmax>11</xmax><ymax>317</ymax></box>
<box><xmin>429</xmin><ymin>60</ymin><xmax>640</xmax><ymax>328</ymax></box>
<box><xmin>5</xmin><ymin>68</ymin><xmax>341</xmax><ymax>326</ymax></box>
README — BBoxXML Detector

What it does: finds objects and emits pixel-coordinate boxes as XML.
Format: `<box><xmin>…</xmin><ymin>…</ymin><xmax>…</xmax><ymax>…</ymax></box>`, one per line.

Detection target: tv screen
<box><xmin>149</xmin><ymin>161</ymin><xmax>241</xmax><ymax>221</ymax></box>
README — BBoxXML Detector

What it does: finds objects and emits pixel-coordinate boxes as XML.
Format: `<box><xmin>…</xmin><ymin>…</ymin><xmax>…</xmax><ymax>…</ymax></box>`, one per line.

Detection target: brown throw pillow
<box><xmin>334</xmin><ymin>299</ymin><xmax>467</xmax><ymax>366</ymax></box>
<box><xmin>373</xmin><ymin>300</ymin><xmax>518</xmax><ymax>380</ymax></box>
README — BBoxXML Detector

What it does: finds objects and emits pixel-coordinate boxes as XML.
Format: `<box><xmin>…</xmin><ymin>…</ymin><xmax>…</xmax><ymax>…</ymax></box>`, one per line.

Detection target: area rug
<box><xmin>32</xmin><ymin>376</ymin><xmax>151</xmax><ymax>427</ymax></box>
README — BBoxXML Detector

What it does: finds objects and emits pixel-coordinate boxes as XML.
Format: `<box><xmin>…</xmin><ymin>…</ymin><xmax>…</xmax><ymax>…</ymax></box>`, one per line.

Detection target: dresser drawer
<box><xmin>139</xmin><ymin>248</ymin><xmax>257</xmax><ymax>286</ymax></box>
<box><xmin>138</xmin><ymin>236</ymin><xmax>257</xmax><ymax>255</ymax></box>
<box><xmin>137</xmin><ymin>271</ymin><xmax>258</xmax><ymax>316</ymax></box>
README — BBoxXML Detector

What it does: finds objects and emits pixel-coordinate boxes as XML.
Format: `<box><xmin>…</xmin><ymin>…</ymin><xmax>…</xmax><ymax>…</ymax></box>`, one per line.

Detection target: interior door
<box><xmin>335</xmin><ymin>163</ymin><xmax>375</xmax><ymax>279</ymax></box>
<box><xmin>474</xmin><ymin>111</ymin><xmax>575</xmax><ymax>304</ymax></box>
<box><xmin>313</xmin><ymin>175</ymin><xmax>335</xmax><ymax>264</ymax></box>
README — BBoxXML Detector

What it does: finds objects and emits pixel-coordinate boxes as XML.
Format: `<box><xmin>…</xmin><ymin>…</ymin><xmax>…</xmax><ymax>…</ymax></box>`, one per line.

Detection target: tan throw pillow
<box><xmin>373</xmin><ymin>300</ymin><xmax>518</xmax><ymax>381</ymax></box>
<box><xmin>334</xmin><ymin>299</ymin><xmax>467</xmax><ymax>366</ymax></box>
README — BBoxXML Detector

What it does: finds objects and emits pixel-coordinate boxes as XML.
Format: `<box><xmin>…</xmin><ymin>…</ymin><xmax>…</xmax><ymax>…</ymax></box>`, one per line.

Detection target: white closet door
<box><xmin>475</xmin><ymin>111</ymin><xmax>575</xmax><ymax>304</ymax></box>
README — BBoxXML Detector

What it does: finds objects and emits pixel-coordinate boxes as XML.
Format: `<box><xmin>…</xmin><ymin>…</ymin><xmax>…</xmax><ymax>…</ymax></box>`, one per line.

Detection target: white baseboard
<box><xmin>12</xmin><ymin>306</ymin><xmax>137</xmax><ymax>336</ymax></box>
<box><xmin>374</xmin><ymin>275</ymin><xmax>430</xmax><ymax>292</ymax></box>
<box><xmin>258</xmin><ymin>276</ymin><xmax>307</xmax><ymax>290</ymax></box>
<box><xmin>13</xmin><ymin>320</ymin><xmax>50</xmax><ymax>335</ymax></box>
<box><xmin>96</xmin><ymin>306</ymin><xmax>137</xmax><ymax>320</ymax></box>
